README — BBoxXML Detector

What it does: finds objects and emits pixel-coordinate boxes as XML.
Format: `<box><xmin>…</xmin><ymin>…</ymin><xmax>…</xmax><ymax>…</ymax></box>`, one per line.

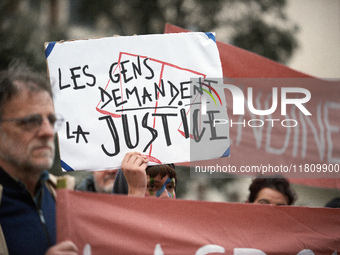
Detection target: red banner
<box><xmin>165</xmin><ymin>24</ymin><xmax>340</xmax><ymax>189</ymax></box>
<box><xmin>57</xmin><ymin>189</ymin><xmax>339</xmax><ymax>254</ymax></box>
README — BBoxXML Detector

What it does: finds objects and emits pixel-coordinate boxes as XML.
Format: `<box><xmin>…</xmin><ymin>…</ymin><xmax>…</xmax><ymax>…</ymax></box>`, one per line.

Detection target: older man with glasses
<box><xmin>0</xmin><ymin>63</ymin><xmax>78</xmax><ymax>255</ymax></box>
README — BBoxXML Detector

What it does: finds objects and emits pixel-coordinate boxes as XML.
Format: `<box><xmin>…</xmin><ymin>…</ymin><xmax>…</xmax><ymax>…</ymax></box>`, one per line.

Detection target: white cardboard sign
<box><xmin>45</xmin><ymin>33</ymin><xmax>229</xmax><ymax>171</ymax></box>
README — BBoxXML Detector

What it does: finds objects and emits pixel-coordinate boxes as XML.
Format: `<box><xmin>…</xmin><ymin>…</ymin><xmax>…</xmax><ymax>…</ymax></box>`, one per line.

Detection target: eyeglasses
<box><xmin>0</xmin><ymin>114</ymin><xmax>64</xmax><ymax>132</ymax></box>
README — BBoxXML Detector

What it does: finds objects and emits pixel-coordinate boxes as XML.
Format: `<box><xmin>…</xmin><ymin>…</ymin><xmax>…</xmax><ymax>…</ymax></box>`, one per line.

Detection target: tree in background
<box><xmin>0</xmin><ymin>0</ymin><xmax>66</xmax><ymax>71</ymax></box>
<box><xmin>76</xmin><ymin>0</ymin><xmax>298</xmax><ymax>64</ymax></box>
<box><xmin>0</xmin><ymin>0</ymin><xmax>298</xmax><ymax>70</ymax></box>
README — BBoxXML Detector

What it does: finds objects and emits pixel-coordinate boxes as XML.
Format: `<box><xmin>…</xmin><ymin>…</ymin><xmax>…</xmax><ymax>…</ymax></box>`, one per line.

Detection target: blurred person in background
<box><xmin>76</xmin><ymin>169</ymin><xmax>117</xmax><ymax>193</ymax></box>
<box><xmin>246</xmin><ymin>176</ymin><xmax>297</xmax><ymax>206</ymax></box>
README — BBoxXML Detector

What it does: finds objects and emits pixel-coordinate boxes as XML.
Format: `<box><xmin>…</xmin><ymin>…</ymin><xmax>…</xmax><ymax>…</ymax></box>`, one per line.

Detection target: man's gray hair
<box><xmin>0</xmin><ymin>61</ymin><xmax>52</xmax><ymax>117</ymax></box>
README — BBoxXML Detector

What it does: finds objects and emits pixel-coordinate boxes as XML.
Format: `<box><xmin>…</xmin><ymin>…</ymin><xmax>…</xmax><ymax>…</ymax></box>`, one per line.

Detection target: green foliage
<box><xmin>0</xmin><ymin>1</ymin><xmax>67</xmax><ymax>71</ymax></box>
<box><xmin>0</xmin><ymin>0</ymin><xmax>298</xmax><ymax>70</ymax></box>
<box><xmin>75</xmin><ymin>0</ymin><xmax>298</xmax><ymax>64</ymax></box>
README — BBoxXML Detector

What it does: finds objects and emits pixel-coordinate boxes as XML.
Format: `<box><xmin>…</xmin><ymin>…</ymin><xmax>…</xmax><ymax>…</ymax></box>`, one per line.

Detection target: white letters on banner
<box><xmin>81</xmin><ymin>244</ymin><xmax>337</xmax><ymax>255</ymax></box>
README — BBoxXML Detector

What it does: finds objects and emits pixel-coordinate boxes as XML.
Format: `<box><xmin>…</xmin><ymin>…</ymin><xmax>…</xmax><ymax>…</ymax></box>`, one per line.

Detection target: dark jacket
<box><xmin>75</xmin><ymin>175</ymin><xmax>97</xmax><ymax>192</ymax></box>
<box><xmin>0</xmin><ymin>168</ymin><xmax>56</xmax><ymax>255</ymax></box>
<box><xmin>112</xmin><ymin>169</ymin><xmax>129</xmax><ymax>195</ymax></box>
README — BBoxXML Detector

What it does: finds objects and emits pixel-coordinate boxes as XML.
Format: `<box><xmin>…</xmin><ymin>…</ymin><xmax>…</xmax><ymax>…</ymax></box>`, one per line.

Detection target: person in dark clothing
<box><xmin>324</xmin><ymin>197</ymin><xmax>340</xmax><ymax>208</ymax></box>
<box><xmin>0</xmin><ymin>63</ymin><xmax>78</xmax><ymax>255</ymax></box>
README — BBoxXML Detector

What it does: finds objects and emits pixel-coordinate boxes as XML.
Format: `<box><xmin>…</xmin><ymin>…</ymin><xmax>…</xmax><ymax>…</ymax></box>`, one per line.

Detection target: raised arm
<box><xmin>121</xmin><ymin>152</ymin><xmax>149</xmax><ymax>197</ymax></box>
